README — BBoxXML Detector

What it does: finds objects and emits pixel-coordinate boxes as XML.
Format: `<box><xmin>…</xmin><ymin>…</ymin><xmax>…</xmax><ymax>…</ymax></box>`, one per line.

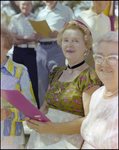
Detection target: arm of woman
<box><xmin>39</xmin><ymin>84</ymin><xmax>50</xmax><ymax>115</ymax></box>
<box><xmin>39</xmin><ymin>100</ymin><xmax>49</xmax><ymax>115</ymax></box>
<box><xmin>82</xmin><ymin>85</ymin><xmax>100</xmax><ymax>116</ymax></box>
<box><xmin>26</xmin><ymin>85</ymin><xmax>100</xmax><ymax>134</ymax></box>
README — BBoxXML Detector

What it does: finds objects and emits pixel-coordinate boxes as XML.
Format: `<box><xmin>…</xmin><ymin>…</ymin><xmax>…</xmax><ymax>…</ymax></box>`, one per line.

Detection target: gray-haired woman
<box><xmin>81</xmin><ymin>31</ymin><xmax>118</xmax><ymax>149</ymax></box>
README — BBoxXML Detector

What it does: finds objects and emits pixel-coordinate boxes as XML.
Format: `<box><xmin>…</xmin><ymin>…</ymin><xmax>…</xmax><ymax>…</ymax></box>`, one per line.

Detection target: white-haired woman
<box><xmin>81</xmin><ymin>31</ymin><xmax>118</xmax><ymax>149</ymax></box>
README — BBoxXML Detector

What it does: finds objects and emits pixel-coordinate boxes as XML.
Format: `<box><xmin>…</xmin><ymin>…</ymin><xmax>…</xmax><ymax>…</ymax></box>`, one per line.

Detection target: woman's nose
<box><xmin>101</xmin><ymin>58</ymin><xmax>109</xmax><ymax>66</ymax></box>
<box><xmin>67</xmin><ymin>41</ymin><xmax>73</xmax><ymax>47</ymax></box>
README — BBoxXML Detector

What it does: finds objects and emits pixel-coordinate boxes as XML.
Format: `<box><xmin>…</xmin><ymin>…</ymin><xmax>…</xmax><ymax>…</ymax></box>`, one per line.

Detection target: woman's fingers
<box><xmin>28</xmin><ymin>119</ymin><xmax>40</xmax><ymax>125</ymax></box>
<box><xmin>27</xmin><ymin>121</ymin><xmax>38</xmax><ymax>130</ymax></box>
<box><xmin>24</xmin><ymin>117</ymin><xmax>30</xmax><ymax>121</ymax></box>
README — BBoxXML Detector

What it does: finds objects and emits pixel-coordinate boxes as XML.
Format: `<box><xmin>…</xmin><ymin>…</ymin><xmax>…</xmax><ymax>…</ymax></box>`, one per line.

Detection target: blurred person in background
<box><xmin>78</xmin><ymin>1</ymin><xmax>111</xmax><ymax>43</ymax></box>
<box><xmin>1</xmin><ymin>24</ymin><xmax>37</xmax><ymax>149</ymax></box>
<box><xmin>8</xmin><ymin>1</ymin><xmax>40</xmax><ymax>108</ymax></box>
<box><xmin>78</xmin><ymin>1</ymin><xmax>111</xmax><ymax>69</ymax></box>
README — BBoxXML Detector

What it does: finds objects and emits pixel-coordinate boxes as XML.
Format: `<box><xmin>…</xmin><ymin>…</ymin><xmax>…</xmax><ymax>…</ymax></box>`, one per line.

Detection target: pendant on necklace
<box><xmin>69</xmin><ymin>69</ymin><xmax>73</xmax><ymax>75</ymax></box>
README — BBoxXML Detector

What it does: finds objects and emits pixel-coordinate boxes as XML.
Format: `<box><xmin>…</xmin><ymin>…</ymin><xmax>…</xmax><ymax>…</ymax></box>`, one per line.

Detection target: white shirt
<box><xmin>8</xmin><ymin>12</ymin><xmax>36</xmax><ymax>48</ymax></box>
<box><xmin>78</xmin><ymin>8</ymin><xmax>111</xmax><ymax>44</ymax></box>
<box><xmin>81</xmin><ymin>86</ymin><xmax>118</xmax><ymax>149</ymax></box>
<box><xmin>36</xmin><ymin>2</ymin><xmax>73</xmax><ymax>42</ymax></box>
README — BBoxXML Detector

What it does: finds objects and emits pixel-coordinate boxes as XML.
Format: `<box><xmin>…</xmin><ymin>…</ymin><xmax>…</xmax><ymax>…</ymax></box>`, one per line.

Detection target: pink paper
<box><xmin>1</xmin><ymin>89</ymin><xmax>51</xmax><ymax>122</ymax></box>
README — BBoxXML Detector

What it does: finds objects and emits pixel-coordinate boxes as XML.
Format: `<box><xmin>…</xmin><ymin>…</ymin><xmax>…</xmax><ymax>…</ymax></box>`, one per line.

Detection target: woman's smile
<box><xmin>66</xmin><ymin>49</ymin><xmax>75</xmax><ymax>53</ymax></box>
<box><xmin>100</xmin><ymin>68</ymin><xmax>113</xmax><ymax>74</ymax></box>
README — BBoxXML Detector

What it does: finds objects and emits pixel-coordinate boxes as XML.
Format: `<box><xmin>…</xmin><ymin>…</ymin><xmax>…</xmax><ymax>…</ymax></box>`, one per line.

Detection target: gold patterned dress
<box><xmin>45</xmin><ymin>66</ymin><xmax>102</xmax><ymax>115</ymax></box>
<box><xmin>26</xmin><ymin>66</ymin><xmax>102</xmax><ymax>149</ymax></box>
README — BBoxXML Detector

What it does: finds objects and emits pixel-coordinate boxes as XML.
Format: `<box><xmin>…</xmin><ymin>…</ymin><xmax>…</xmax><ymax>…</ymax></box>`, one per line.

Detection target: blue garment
<box><xmin>1</xmin><ymin>57</ymin><xmax>37</xmax><ymax>145</ymax></box>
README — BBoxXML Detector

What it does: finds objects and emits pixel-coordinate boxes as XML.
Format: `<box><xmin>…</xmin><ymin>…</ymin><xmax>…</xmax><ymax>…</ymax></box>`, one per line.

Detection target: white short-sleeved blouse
<box><xmin>81</xmin><ymin>86</ymin><xmax>118</xmax><ymax>149</ymax></box>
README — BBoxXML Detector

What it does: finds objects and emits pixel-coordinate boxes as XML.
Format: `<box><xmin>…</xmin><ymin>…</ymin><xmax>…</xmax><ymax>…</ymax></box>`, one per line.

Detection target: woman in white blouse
<box><xmin>81</xmin><ymin>31</ymin><xmax>118</xmax><ymax>149</ymax></box>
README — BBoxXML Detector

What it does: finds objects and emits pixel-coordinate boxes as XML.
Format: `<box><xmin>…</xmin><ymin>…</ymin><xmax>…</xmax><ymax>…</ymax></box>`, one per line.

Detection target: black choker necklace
<box><xmin>68</xmin><ymin>60</ymin><xmax>85</xmax><ymax>74</ymax></box>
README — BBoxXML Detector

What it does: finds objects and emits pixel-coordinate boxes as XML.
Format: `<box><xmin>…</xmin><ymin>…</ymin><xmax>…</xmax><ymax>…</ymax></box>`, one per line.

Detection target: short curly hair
<box><xmin>93</xmin><ymin>31</ymin><xmax>118</xmax><ymax>53</ymax></box>
<box><xmin>1</xmin><ymin>24</ymin><xmax>14</xmax><ymax>50</ymax></box>
<box><xmin>57</xmin><ymin>20</ymin><xmax>93</xmax><ymax>50</ymax></box>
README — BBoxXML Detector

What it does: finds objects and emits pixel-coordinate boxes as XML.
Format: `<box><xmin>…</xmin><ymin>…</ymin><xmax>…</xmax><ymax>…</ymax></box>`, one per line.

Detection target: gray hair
<box><xmin>93</xmin><ymin>31</ymin><xmax>118</xmax><ymax>53</ymax></box>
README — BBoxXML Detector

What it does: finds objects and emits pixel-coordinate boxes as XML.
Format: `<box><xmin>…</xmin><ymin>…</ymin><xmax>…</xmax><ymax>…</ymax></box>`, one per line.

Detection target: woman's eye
<box><xmin>108</xmin><ymin>57</ymin><xmax>117</xmax><ymax>60</ymax></box>
<box><xmin>73</xmin><ymin>40</ymin><xmax>79</xmax><ymax>42</ymax></box>
<box><xmin>97</xmin><ymin>56</ymin><xmax>102</xmax><ymax>59</ymax></box>
<box><xmin>63</xmin><ymin>39</ymin><xmax>68</xmax><ymax>42</ymax></box>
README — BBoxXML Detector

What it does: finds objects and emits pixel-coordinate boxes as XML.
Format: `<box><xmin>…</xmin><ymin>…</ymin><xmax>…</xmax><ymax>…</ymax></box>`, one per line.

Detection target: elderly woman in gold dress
<box><xmin>25</xmin><ymin>20</ymin><xmax>102</xmax><ymax>149</ymax></box>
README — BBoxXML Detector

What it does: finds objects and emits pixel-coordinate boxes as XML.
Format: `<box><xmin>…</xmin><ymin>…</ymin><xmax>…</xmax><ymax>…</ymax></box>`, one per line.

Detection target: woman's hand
<box><xmin>40</xmin><ymin>100</ymin><xmax>49</xmax><ymax>115</ymax></box>
<box><xmin>24</xmin><ymin>117</ymin><xmax>54</xmax><ymax>134</ymax></box>
<box><xmin>1</xmin><ymin>106</ymin><xmax>12</xmax><ymax>121</ymax></box>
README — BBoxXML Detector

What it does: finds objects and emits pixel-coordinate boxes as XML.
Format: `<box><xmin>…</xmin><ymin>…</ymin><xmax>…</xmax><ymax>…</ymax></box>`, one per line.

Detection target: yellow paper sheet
<box><xmin>28</xmin><ymin>19</ymin><xmax>51</xmax><ymax>38</ymax></box>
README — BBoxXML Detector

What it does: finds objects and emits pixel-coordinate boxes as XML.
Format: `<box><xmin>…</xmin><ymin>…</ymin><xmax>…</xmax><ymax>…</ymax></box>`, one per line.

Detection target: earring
<box><xmin>84</xmin><ymin>49</ymin><xmax>88</xmax><ymax>57</ymax></box>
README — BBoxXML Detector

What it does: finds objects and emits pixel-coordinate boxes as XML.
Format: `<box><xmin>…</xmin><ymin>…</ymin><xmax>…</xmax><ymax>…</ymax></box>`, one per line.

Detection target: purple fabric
<box><xmin>75</xmin><ymin>20</ymin><xmax>92</xmax><ymax>36</ymax></box>
<box><xmin>1</xmin><ymin>75</ymin><xmax>19</xmax><ymax>90</ymax></box>
<box><xmin>15</xmin><ymin>122</ymin><xmax>23</xmax><ymax>136</ymax></box>
<box><xmin>63</xmin><ymin>20</ymin><xmax>92</xmax><ymax>36</ymax></box>
<box><xmin>3</xmin><ymin>120</ymin><xmax>11</xmax><ymax>136</ymax></box>
<box><xmin>109</xmin><ymin>16</ymin><xmax>115</xmax><ymax>31</ymax></box>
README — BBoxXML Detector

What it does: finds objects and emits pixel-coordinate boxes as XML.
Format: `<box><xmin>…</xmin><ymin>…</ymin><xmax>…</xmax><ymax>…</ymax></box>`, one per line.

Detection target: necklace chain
<box><xmin>104</xmin><ymin>89</ymin><xmax>118</xmax><ymax>97</ymax></box>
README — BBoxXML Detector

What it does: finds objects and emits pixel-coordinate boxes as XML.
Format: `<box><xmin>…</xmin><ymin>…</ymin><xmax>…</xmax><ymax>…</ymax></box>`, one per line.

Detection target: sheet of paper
<box><xmin>1</xmin><ymin>75</ymin><xmax>19</xmax><ymax>90</ymax></box>
<box><xmin>1</xmin><ymin>89</ymin><xmax>51</xmax><ymax>122</ymax></box>
<box><xmin>28</xmin><ymin>19</ymin><xmax>51</xmax><ymax>38</ymax></box>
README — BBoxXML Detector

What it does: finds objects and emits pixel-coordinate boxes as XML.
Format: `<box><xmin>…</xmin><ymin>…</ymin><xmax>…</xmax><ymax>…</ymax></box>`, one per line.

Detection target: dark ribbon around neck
<box><xmin>68</xmin><ymin>60</ymin><xmax>85</xmax><ymax>69</ymax></box>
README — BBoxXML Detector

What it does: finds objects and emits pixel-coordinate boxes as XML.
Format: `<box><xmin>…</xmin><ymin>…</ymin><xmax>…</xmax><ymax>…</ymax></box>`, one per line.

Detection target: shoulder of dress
<box><xmin>83</xmin><ymin>67</ymin><xmax>93</xmax><ymax>73</ymax></box>
<box><xmin>50</xmin><ymin>66</ymin><xmax>64</xmax><ymax>75</ymax></box>
<box><xmin>49</xmin><ymin>66</ymin><xmax>64</xmax><ymax>84</ymax></box>
<box><xmin>81</xmin><ymin>67</ymin><xmax>99</xmax><ymax>79</ymax></box>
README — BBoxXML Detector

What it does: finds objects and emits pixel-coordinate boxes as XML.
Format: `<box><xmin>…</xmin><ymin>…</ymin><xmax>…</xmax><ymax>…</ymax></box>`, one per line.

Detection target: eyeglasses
<box><xmin>93</xmin><ymin>54</ymin><xmax>118</xmax><ymax>65</ymax></box>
